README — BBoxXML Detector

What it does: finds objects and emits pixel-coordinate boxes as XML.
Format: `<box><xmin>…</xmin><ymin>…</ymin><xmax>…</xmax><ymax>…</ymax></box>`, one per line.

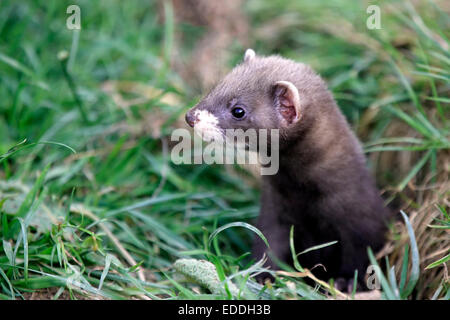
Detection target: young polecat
<box><xmin>185</xmin><ymin>49</ymin><xmax>389</xmax><ymax>291</ymax></box>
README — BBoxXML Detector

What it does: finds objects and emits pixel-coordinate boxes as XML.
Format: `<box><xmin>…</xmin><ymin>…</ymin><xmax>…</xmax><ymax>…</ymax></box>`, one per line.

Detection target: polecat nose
<box><xmin>185</xmin><ymin>111</ymin><xmax>195</xmax><ymax>127</ymax></box>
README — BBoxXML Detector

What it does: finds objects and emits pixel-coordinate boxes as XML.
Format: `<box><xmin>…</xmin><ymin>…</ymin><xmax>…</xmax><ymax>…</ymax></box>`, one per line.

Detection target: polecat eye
<box><xmin>231</xmin><ymin>106</ymin><xmax>246</xmax><ymax>119</ymax></box>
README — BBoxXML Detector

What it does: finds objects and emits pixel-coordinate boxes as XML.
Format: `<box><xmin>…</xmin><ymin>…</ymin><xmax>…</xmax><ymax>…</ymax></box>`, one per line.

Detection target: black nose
<box><xmin>185</xmin><ymin>111</ymin><xmax>195</xmax><ymax>127</ymax></box>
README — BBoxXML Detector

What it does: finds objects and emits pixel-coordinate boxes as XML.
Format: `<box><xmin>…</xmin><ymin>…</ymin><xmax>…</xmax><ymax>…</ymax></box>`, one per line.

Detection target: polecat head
<box><xmin>185</xmin><ymin>49</ymin><xmax>329</xmax><ymax>144</ymax></box>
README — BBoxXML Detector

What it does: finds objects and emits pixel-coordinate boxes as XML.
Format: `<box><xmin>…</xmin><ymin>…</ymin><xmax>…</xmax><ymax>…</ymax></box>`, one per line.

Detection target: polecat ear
<box><xmin>244</xmin><ymin>49</ymin><xmax>255</xmax><ymax>62</ymax></box>
<box><xmin>273</xmin><ymin>81</ymin><xmax>302</xmax><ymax>126</ymax></box>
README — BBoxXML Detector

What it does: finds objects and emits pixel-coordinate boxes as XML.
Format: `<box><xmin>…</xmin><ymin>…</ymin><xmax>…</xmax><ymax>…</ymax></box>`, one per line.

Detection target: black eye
<box><xmin>231</xmin><ymin>106</ymin><xmax>246</xmax><ymax>119</ymax></box>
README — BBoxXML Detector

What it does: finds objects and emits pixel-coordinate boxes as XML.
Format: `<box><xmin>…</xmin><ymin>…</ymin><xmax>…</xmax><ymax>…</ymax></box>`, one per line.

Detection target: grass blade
<box><xmin>208</xmin><ymin>222</ymin><xmax>269</xmax><ymax>249</ymax></box>
<box><xmin>425</xmin><ymin>254</ymin><xmax>450</xmax><ymax>270</ymax></box>
<box><xmin>396</xmin><ymin>150</ymin><xmax>432</xmax><ymax>191</ymax></box>
<box><xmin>400</xmin><ymin>211</ymin><xmax>420</xmax><ymax>298</ymax></box>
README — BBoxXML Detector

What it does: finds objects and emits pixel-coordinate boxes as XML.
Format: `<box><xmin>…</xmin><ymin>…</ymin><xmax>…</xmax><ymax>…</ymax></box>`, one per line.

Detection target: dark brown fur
<box><xmin>186</xmin><ymin>52</ymin><xmax>389</xmax><ymax>290</ymax></box>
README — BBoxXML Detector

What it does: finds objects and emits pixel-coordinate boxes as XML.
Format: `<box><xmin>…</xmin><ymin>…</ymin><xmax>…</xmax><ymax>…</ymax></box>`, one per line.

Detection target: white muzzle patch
<box><xmin>193</xmin><ymin>109</ymin><xmax>223</xmax><ymax>142</ymax></box>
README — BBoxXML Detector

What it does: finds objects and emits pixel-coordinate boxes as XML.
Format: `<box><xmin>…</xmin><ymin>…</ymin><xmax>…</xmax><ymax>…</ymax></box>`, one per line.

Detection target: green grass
<box><xmin>0</xmin><ymin>0</ymin><xmax>449</xmax><ymax>299</ymax></box>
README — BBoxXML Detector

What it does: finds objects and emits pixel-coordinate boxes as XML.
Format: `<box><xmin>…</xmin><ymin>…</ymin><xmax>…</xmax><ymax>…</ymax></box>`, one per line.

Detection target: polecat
<box><xmin>185</xmin><ymin>49</ymin><xmax>389</xmax><ymax>291</ymax></box>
